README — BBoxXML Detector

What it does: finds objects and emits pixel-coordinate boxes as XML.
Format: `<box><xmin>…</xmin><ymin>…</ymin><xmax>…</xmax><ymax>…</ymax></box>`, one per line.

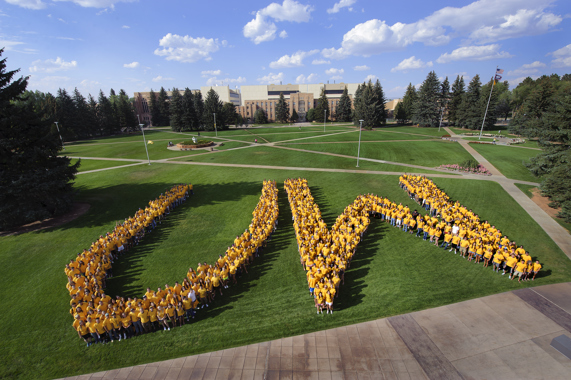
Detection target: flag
<box><xmin>496</xmin><ymin>68</ymin><xmax>504</xmax><ymax>74</ymax></box>
<box><xmin>494</xmin><ymin>74</ymin><xmax>502</xmax><ymax>81</ymax></box>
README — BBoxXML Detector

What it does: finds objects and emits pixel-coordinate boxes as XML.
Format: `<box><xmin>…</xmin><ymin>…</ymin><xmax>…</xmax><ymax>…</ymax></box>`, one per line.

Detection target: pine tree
<box><xmin>290</xmin><ymin>108</ymin><xmax>299</xmax><ymax>123</ymax></box>
<box><xmin>352</xmin><ymin>83</ymin><xmax>364</xmax><ymax>125</ymax></box>
<box><xmin>55</xmin><ymin>88</ymin><xmax>76</xmax><ymax>140</ymax></box>
<box><xmin>181</xmin><ymin>88</ymin><xmax>196</xmax><ymax>131</ymax></box>
<box><xmin>157</xmin><ymin>87</ymin><xmax>170</xmax><ymax>126</ymax></box>
<box><xmin>203</xmin><ymin>88</ymin><xmax>223</xmax><ymax>131</ymax></box>
<box><xmin>86</xmin><ymin>94</ymin><xmax>100</xmax><ymax>136</ymax></box>
<box><xmin>394</xmin><ymin>102</ymin><xmax>407</xmax><ymax>124</ymax></box>
<box><xmin>117</xmin><ymin>89</ymin><xmax>137</xmax><ymax>132</ymax></box>
<box><xmin>313</xmin><ymin>88</ymin><xmax>330</xmax><ymax>124</ymax></box>
<box><xmin>72</xmin><ymin>88</ymin><xmax>90</xmax><ymax>138</ymax></box>
<box><xmin>373</xmin><ymin>79</ymin><xmax>387</xmax><ymax>125</ymax></box>
<box><xmin>479</xmin><ymin>79</ymin><xmax>498</xmax><ymax>131</ymax></box>
<box><xmin>222</xmin><ymin>102</ymin><xmax>238</xmax><ymax>129</ymax></box>
<box><xmin>169</xmin><ymin>88</ymin><xmax>183</xmax><ymax>132</ymax></box>
<box><xmin>254</xmin><ymin>108</ymin><xmax>268</xmax><ymax>124</ymax></box>
<box><xmin>306</xmin><ymin>108</ymin><xmax>315</xmax><ymax>122</ymax></box>
<box><xmin>413</xmin><ymin>71</ymin><xmax>440</xmax><ymax>127</ymax></box>
<box><xmin>448</xmin><ymin>76</ymin><xmax>465</xmax><ymax>126</ymax></box>
<box><xmin>0</xmin><ymin>49</ymin><xmax>79</xmax><ymax>230</ymax></box>
<box><xmin>193</xmin><ymin>91</ymin><xmax>204</xmax><ymax>130</ymax></box>
<box><xmin>401</xmin><ymin>83</ymin><xmax>417</xmax><ymax>122</ymax></box>
<box><xmin>275</xmin><ymin>92</ymin><xmax>290</xmax><ymax>123</ymax></box>
<box><xmin>458</xmin><ymin>75</ymin><xmax>482</xmax><ymax>129</ymax></box>
<box><xmin>353</xmin><ymin>80</ymin><xmax>383</xmax><ymax>130</ymax></box>
<box><xmin>98</xmin><ymin>90</ymin><xmax>116</xmax><ymax>135</ymax></box>
<box><xmin>149</xmin><ymin>89</ymin><xmax>161</xmax><ymax>127</ymax></box>
<box><xmin>439</xmin><ymin>77</ymin><xmax>450</xmax><ymax>126</ymax></box>
<box><xmin>335</xmin><ymin>87</ymin><xmax>352</xmax><ymax>122</ymax></box>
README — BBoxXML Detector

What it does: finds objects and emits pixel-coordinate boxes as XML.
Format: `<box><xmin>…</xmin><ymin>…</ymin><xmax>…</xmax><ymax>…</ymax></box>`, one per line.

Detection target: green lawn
<box><xmin>286</xmin><ymin>130</ymin><xmax>436</xmax><ymax>143</ymax></box>
<box><xmin>469</xmin><ymin>143</ymin><xmax>544</xmax><ymax>182</ymax></box>
<box><xmin>277</xmin><ymin>140</ymin><xmax>474</xmax><ymax>168</ymax></box>
<box><xmin>72</xmin><ymin>159</ymin><xmax>136</xmax><ymax>172</ymax></box>
<box><xmin>378</xmin><ymin>125</ymin><xmax>449</xmax><ymax>137</ymax></box>
<box><xmin>1</xmin><ymin>163</ymin><xmax>569</xmax><ymax>379</ymax></box>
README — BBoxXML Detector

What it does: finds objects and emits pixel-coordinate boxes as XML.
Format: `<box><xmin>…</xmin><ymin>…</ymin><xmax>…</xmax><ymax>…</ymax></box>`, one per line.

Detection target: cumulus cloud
<box><xmin>353</xmin><ymin>65</ymin><xmax>369</xmax><ymax>71</ymax></box>
<box><xmin>325</xmin><ymin>68</ymin><xmax>344</xmax><ymax>76</ymax></box>
<box><xmin>123</xmin><ymin>61</ymin><xmax>139</xmax><ymax>68</ymax></box>
<box><xmin>243</xmin><ymin>0</ymin><xmax>314</xmax><ymax>44</ymax></box>
<box><xmin>436</xmin><ymin>44</ymin><xmax>512</xmax><ymax>63</ymax></box>
<box><xmin>327</xmin><ymin>0</ymin><xmax>356</xmax><ymax>14</ymax></box>
<box><xmin>205</xmin><ymin>76</ymin><xmax>247</xmax><ymax>86</ymax></box>
<box><xmin>391</xmin><ymin>56</ymin><xmax>433</xmax><ymax>72</ymax></box>
<box><xmin>152</xmin><ymin>75</ymin><xmax>174</xmax><ymax>82</ymax></box>
<box><xmin>154</xmin><ymin>33</ymin><xmax>226</xmax><ymax>63</ymax></box>
<box><xmin>321</xmin><ymin>47</ymin><xmax>349</xmax><ymax>60</ymax></box>
<box><xmin>269</xmin><ymin>50</ymin><xmax>319</xmax><ymax>68</ymax></box>
<box><xmin>5</xmin><ymin>0</ymin><xmax>46</xmax><ymax>9</ymax></box>
<box><xmin>549</xmin><ymin>44</ymin><xmax>571</xmax><ymax>68</ymax></box>
<box><xmin>257</xmin><ymin>72</ymin><xmax>284</xmax><ymax>84</ymax></box>
<box><xmin>323</xmin><ymin>0</ymin><xmax>561</xmax><ymax>58</ymax></box>
<box><xmin>201</xmin><ymin>69</ymin><xmax>223</xmax><ymax>77</ymax></box>
<box><xmin>507</xmin><ymin>61</ymin><xmax>546</xmax><ymax>76</ymax></box>
<box><xmin>364</xmin><ymin>74</ymin><xmax>378</xmax><ymax>82</ymax></box>
<box><xmin>295</xmin><ymin>73</ymin><xmax>318</xmax><ymax>84</ymax></box>
<box><xmin>29</xmin><ymin>57</ymin><xmax>77</xmax><ymax>73</ymax></box>
<box><xmin>312</xmin><ymin>59</ymin><xmax>330</xmax><ymax>65</ymax></box>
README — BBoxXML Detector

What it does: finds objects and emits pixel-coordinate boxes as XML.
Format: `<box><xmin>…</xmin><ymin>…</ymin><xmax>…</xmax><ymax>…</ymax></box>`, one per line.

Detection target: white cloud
<box><xmin>324</xmin><ymin>0</ymin><xmax>561</xmax><ymax>57</ymax></box>
<box><xmin>0</xmin><ymin>39</ymin><xmax>24</xmax><ymax>51</ymax></box>
<box><xmin>122</xmin><ymin>25</ymin><xmax>130</xmax><ymax>29</ymax></box>
<box><xmin>5</xmin><ymin>0</ymin><xmax>46</xmax><ymax>9</ymax></box>
<box><xmin>257</xmin><ymin>72</ymin><xmax>284</xmax><ymax>84</ymax></box>
<box><xmin>51</xmin><ymin>0</ymin><xmax>137</xmax><ymax>8</ymax></box>
<box><xmin>510</xmin><ymin>74</ymin><xmax>540</xmax><ymax>86</ymax></box>
<box><xmin>205</xmin><ymin>76</ymin><xmax>247</xmax><ymax>86</ymax></box>
<box><xmin>243</xmin><ymin>0</ymin><xmax>314</xmax><ymax>44</ymax></box>
<box><xmin>325</xmin><ymin>68</ymin><xmax>344</xmax><ymax>76</ymax></box>
<box><xmin>365</xmin><ymin>74</ymin><xmax>378</xmax><ymax>82</ymax></box>
<box><xmin>436</xmin><ymin>44</ymin><xmax>512</xmax><ymax>63</ymax></box>
<box><xmin>295</xmin><ymin>73</ymin><xmax>318</xmax><ymax>84</ymax></box>
<box><xmin>507</xmin><ymin>61</ymin><xmax>546</xmax><ymax>76</ymax></box>
<box><xmin>321</xmin><ymin>47</ymin><xmax>349</xmax><ymax>60</ymax></box>
<box><xmin>27</xmin><ymin>75</ymin><xmax>71</xmax><ymax>92</ymax></box>
<box><xmin>312</xmin><ymin>59</ymin><xmax>330</xmax><ymax>65</ymax></box>
<box><xmin>386</xmin><ymin>85</ymin><xmax>407</xmax><ymax>98</ymax></box>
<box><xmin>201</xmin><ymin>69</ymin><xmax>223</xmax><ymax>77</ymax></box>
<box><xmin>549</xmin><ymin>44</ymin><xmax>571</xmax><ymax>68</ymax></box>
<box><xmin>353</xmin><ymin>65</ymin><xmax>369</xmax><ymax>71</ymax></box>
<box><xmin>269</xmin><ymin>49</ymin><xmax>318</xmax><ymax>68</ymax></box>
<box><xmin>391</xmin><ymin>56</ymin><xmax>433</xmax><ymax>72</ymax></box>
<box><xmin>327</xmin><ymin>0</ymin><xmax>356</xmax><ymax>14</ymax></box>
<box><xmin>152</xmin><ymin>75</ymin><xmax>174</xmax><ymax>82</ymax></box>
<box><xmin>29</xmin><ymin>57</ymin><xmax>77</xmax><ymax>73</ymax></box>
<box><xmin>123</xmin><ymin>61</ymin><xmax>139</xmax><ymax>69</ymax></box>
<box><xmin>154</xmin><ymin>33</ymin><xmax>226</xmax><ymax>63</ymax></box>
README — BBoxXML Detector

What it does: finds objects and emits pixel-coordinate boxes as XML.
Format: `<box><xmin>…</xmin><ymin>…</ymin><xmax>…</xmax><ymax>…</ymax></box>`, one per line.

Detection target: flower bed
<box><xmin>176</xmin><ymin>140</ymin><xmax>214</xmax><ymax>149</ymax></box>
<box><xmin>437</xmin><ymin>163</ymin><xmax>492</xmax><ymax>175</ymax></box>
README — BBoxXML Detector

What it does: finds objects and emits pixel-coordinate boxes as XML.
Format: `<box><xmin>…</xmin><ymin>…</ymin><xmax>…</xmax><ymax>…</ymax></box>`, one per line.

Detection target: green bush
<box><xmin>460</xmin><ymin>158</ymin><xmax>480</xmax><ymax>169</ymax></box>
<box><xmin>180</xmin><ymin>139</ymin><xmax>213</xmax><ymax>145</ymax></box>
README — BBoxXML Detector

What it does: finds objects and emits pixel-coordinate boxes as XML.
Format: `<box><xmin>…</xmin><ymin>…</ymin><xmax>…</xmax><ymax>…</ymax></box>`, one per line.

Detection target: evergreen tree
<box><xmin>313</xmin><ymin>88</ymin><xmax>330</xmax><ymax>123</ymax></box>
<box><xmin>306</xmin><ymin>108</ymin><xmax>315</xmax><ymax>122</ymax></box>
<box><xmin>448</xmin><ymin>75</ymin><xmax>465</xmax><ymax>126</ymax></box>
<box><xmin>458</xmin><ymin>75</ymin><xmax>482</xmax><ymax>129</ymax></box>
<box><xmin>352</xmin><ymin>82</ymin><xmax>364</xmax><ymax>125</ymax></box>
<box><xmin>86</xmin><ymin>93</ymin><xmax>100</xmax><ymax>136</ymax></box>
<box><xmin>353</xmin><ymin>80</ymin><xmax>383</xmax><ymax>130</ymax></box>
<box><xmin>193</xmin><ymin>91</ymin><xmax>205</xmax><ymax>130</ymax></box>
<box><xmin>401</xmin><ymin>83</ymin><xmax>417</xmax><ymax>122</ymax></box>
<box><xmin>394</xmin><ymin>102</ymin><xmax>407</xmax><ymax>124</ymax></box>
<box><xmin>221</xmin><ymin>102</ymin><xmax>238</xmax><ymax>129</ymax></box>
<box><xmin>0</xmin><ymin>49</ymin><xmax>79</xmax><ymax>230</ymax></box>
<box><xmin>203</xmin><ymin>88</ymin><xmax>223</xmax><ymax>130</ymax></box>
<box><xmin>254</xmin><ymin>108</ymin><xmax>268</xmax><ymax>124</ymax></box>
<box><xmin>72</xmin><ymin>88</ymin><xmax>90</xmax><ymax>138</ymax></box>
<box><xmin>169</xmin><ymin>88</ymin><xmax>183</xmax><ymax>132</ymax></box>
<box><xmin>479</xmin><ymin>79</ymin><xmax>499</xmax><ymax>131</ymax></box>
<box><xmin>149</xmin><ymin>89</ymin><xmax>161</xmax><ymax>127</ymax></box>
<box><xmin>181</xmin><ymin>88</ymin><xmax>196</xmax><ymax>131</ymax></box>
<box><xmin>117</xmin><ymin>89</ymin><xmax>137</xmax><ymax>131</ymax></box>
<box><xmin>275</xmin><ymin>92</ymin><xmax>290</xmax><ymax>123</ymax></box>
<box><xmin>157</xmin><ymin>87</ymin><xmax>170</xmax><ymax>126</ymax></box>
<box><xmin>413</xmin><ymin>71</ymin><xmax>440</xmax><ymax>127</ymax></box>
<box><xmin>439</xmin><ymin>77</ymin><xmax>450</xmax><ymax>126</ymax></box>
<box><xmin>55</xmin><ymin>88</ymin><xmax>76</xmax><ymax>140</ymax></box>
<box><xmin>290</xmin><ymin>108</ymin><xmax>299</xmax><ymax>123</ymax></box>
<box><xmin>373</xmin><ymin>79</ymin><xmax>387</xmax><ymax>125</ymax></box>
<box><xmin>98</xmin><ymin>90</ymin><xmax>116</xmax><ymax>135</ymax></box>
<box><xmin>335</xmin><ymin>87</ymin><xmax>352</xmax><ymax>122</ymax></box>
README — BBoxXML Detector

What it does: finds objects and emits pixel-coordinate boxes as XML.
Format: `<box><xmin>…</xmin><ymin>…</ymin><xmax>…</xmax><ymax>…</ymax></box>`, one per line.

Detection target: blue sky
<box><xmin>1</xmin><ymin>0</ymin><xmax>570</xmax><ymax>100</ymax></box>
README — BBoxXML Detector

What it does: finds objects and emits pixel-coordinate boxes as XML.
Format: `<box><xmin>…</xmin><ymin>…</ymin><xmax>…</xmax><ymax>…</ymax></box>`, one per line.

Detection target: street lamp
<box><xmin>323</xmin><ymin>109</ymin><xmax>327</xmax><ymax>132</ymax></box>
<box><xmin>139</xmin><ymin>123</ymin><xmax>151</xmax><ymax>165</ymax></box>
<box><xmin>356</xmin><ymin>120</ymin><xmax>364</xmax><ymax>167</ymax></box>
<box><xmin>213</xmin><ymin>112</ymin><xmax>217</xmax><ymax>137</ymax></box>
<box><xmin>54</xmin><ymin>121</ymin><xmax>65</xmax><ymax>150</ymax></box>
<box><xmin>438</xmin><ymin>107</ymin><xmax>444</xmax><ymax>132</ymax></box>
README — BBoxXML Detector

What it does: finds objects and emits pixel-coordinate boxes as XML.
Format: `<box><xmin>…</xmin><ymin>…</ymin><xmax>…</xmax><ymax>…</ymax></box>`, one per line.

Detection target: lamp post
<box><xmin>139</xmin><ymin>123</ymin><xmax>151</xmax><ymax>165</ymax></box>
<box><xmin>54</xmin><ymin>121</ymin><xmax>65</xmax><ymax>150</ymax></box>
<box><xmin>213</xmin><ymin>112</ymin><xmax>217</xmax><ymax>137</ymax></box>
<box><xmin>323</xmin><ymin>109</ymin><xmax>327</xmax><ymax>132</ymax></box>
<box><xmin>438</xmin><ymin>107</ymin><xmax>444</xmax><ymax>132</ymax></box>
<box><xmin>356</xmin><ymin>120</ymin><xmax>364</xmax><ymax>167</ymax></box>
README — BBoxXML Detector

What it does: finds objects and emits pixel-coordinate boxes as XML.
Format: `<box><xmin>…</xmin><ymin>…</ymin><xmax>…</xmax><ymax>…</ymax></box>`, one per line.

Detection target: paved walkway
<box><xmin>60</xmin><ymin>282</ymin><xmax>571</xmax><ymax>380</ymax></box>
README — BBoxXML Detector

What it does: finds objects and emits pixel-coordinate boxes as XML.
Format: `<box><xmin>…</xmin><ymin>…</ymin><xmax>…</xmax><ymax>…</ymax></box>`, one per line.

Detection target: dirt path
<box><xmin>530</xmin><ymin>187</ymin><xmax>562</xmax><ymax>218</ymax></box>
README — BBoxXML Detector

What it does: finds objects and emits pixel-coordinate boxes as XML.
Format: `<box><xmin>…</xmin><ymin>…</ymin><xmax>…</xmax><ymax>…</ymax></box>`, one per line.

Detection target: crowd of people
<box><xmin>67</xmin><ymin>180</ymin><xmax>279</xmax><ymax>346</ymax></box>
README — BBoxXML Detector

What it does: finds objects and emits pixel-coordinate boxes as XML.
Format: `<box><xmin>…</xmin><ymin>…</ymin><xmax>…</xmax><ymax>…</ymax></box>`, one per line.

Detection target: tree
<box><xmin>306</xmin><ymin>108</ymin><xmax>315</xmax><ymax>122</ymax></box>
<box><xmin>203</xmin><ymin>88</ymin><xmax>223</xmax><ymax>131</ymax></box>
<box><xmin>413</xmin><ymin>71</ymin><xmax>440</xmax><ymax>127</ymax></box>
<box><xmin>290</xmin><ymin>108</ymin><xmax>299</xmax><ymax>123</ymax></box>
<box><xmin>313</xmin><ymin>88</ymin><xmax>330</xmax><ymax>123</ymax></box>
<box><xmin>394</xmin><ymin>102</ymin><xmax>407</xmax><ymax>124</ymax></box>
<box><xmin>439</xmin><ymin>77</ymin><xmax>450</xmax><ymax>125</ymax></box>
<box><xmin>275</xmin><ymin>92</ymin><xmax>289</xmax><ymax>123</ymax></box>
<box><xmin>335</xmin><ymin>87</ymin><xmax>352</xmax><ymax>122</ymax></box>
<box><xmin>448</xmin><ymin>75</ymin><xmax>465</xmax><ymax>126</ymax></box>
<box><xmin>181</xmin><ymin>88</ymin><xmax>196</xmax><ymax>131</ymax></box>
<box><xmin>117</xmin><ymin>89</ymin><xmax>137</xmax><ymax>131</ymax></box>
<box><xmin>156</xmin><ymin>87</ymin><xmax>170</xmax><ymax>126</ymax></box>
<box><xmin>98</xmin><ymin>90</ymin><xmax>116</xmax><ymax>135</ymax></box>
<box><xmin>479</xmin><ymin>79</ymin><xmax>499</xmax><ymax>131</ymax></box>
<box><xmin>193</xmin><ymin>91</ymin><xmax>204</xmax><ymax>130</ymax></box>
<box><xmin>373</xmin><ymin>79</ymin><xmax>387</xmax><ymax>125</ymax></box>
<box><xmin>401</xmin><ymin>83</ymin><xmax>417</xmax><ymax>122</ymax></box>
<box><xmin>458</xmin><ymin>75</ymin><xmax>482</xmax><ymax>129</ymax></box>
<box><xmin>254</xmin><ymin>108</ymin><xmax>268</xmax><ymax>124</ymax></box>
<box><xmin>222</xmin><ymin>102</ymin><xmax>238</xmax><ymax>129</ymax></box>
<box><xmin>0</xmin><ymin>49</ymin><xmax>79</xmax><ymax>230</ymax></box>
<box><xmin>169</xmin><ymin>88</ymin><xmax>183</xmax><ymax>132</ymax></box>
<box><xmin>72</xmin><ymin>88</ymin><xmax>90</xmax><ymax>138</ymax></box>
<box><xmin>86</xmin><ymin>94</ymin><xmax>100</xmax><ymax>135</ymax></box>
<box><xmin>55</xmin><ymin>88</ymin><xmax>76</xmax><ymax>140</ymax></box>
<box><xmin>149</xmin><ymin>89</ymin><xmax>161</xmax><ymax>127</ymax></box>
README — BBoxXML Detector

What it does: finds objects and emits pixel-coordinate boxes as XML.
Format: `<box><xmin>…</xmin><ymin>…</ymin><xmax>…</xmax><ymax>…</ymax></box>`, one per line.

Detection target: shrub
<box><xmin>180</xmin><ymin>139</ymin><xmax>213</xmax><ymax>145</ymax></box>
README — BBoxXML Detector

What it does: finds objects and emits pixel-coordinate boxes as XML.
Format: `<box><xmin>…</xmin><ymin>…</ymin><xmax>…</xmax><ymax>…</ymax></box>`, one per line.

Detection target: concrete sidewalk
<box><xmin>61</xmin><ymin>282</ymin><xmax>571</xmax><ymax>380</ymax></box>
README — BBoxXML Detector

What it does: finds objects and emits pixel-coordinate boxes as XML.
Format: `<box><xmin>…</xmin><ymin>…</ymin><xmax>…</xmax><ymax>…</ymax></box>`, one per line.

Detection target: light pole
<box><xmin>54</xmin><ymin>121</ymin><xmax>65</xmax><ymax>150</ymax></box>
<box><xmin>323</xmin><ymin>109</ymin><xmax>327</xmax><ymax>132</ymax></box>
<box><xmin>213</xmin><ymin>113</ymin><xmax>217</xmax><ymax>137</ymax></box>
<box><xmin>356</xmin><ymin>120</ymin><xmax>364</xmax><ymax>167</ymax></box>
<box><xmin>438</xmin><ymin>107</ymin><xmax>444</xmax><ymax>132</ymax></box>
<box><xmin>139</xmin><ymin>123</ymin><xmax>151</xmax><ymax>165</ymax></box>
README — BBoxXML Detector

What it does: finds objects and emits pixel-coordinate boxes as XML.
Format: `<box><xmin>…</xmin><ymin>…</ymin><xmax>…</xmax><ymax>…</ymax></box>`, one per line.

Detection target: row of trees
<box><xmin>148</xmin><ymin>87</ymin><xmax>242</xmax><ymax>131</ymax></box>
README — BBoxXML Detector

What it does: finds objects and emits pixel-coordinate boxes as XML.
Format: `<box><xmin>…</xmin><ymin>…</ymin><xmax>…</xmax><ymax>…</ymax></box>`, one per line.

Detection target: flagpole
<box><xmin>479</xmin><ymin>66</ymin><xmax>498</xmax><ymax>140</ymax></box>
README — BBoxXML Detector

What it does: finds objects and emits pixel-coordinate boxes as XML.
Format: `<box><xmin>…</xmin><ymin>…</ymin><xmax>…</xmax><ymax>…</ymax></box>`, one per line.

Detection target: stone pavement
<box><xmin>60</xmin><ymin>282</ymin><xmax>571</xmax><ymax>380</ymax></box>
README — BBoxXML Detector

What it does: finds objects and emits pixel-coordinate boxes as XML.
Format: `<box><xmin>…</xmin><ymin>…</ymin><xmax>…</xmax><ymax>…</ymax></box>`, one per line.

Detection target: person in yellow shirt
<box><xmin>120</xmin><ymin>312</ymin><xmax>133</xmax><ymax>339</ymax></box>
<box><xmin>197</xmin><ymin>285</ymin><xmax>208</xmax><ymax>309</ymax></box>
<box><xmin>176</xmin><ymin>301</ymin><xmax>185</xmax><ymax>327</ymax></box>
<box><xmin>138</xmin><ymin>307</ymin><xmax>150</xmax><ymax>333</ymax></box>
<box><xmin>77</xmin><ymin>320</ymin><xmax>92</xmax><ymax>347</ymax></box>
<box><xmin>156</xmin><ymin>306</ymin><xmax>170</xmax><ymax>331</ymax></box>
<box><xmin>492</xmin><ymin>252</ymin><xmax>504</xmax><ymax>272</ymax></box>
<box><xmin>459</xmin><ymin>238</ymin><xmax>470</xmax><ymax>258</ymax></box>
<box><xmin>503</xmin><ymin>254</ymin><xmax>518</xmax><ymax>278</ymax></box>
<box><xmin>483</xmin><ymin>248</ymin><xmax>493</xmax><ymax>268</ymax></box>
<box><xmin>325</xmin><ymin>290</ymin><xmax>334</xmax><ymax>315</ymax></box>
<box><xmin>450</xmin><ymin>235</ymin><xmax>461</xmax><ymax>254</ymax></box>
<box><xmin>103</xmin><ymin>313</ymin><xmax>118</xmax><ymax>342</ymax></box>
<box><xmin>512</xmin><ymin>260</ymin><xmax>527</xmax><ymax>283</ymax></box>
<box><xmin>532</xmin><ymin>261</ymin><xmax>542</xmax><ymax>280</ymax></box>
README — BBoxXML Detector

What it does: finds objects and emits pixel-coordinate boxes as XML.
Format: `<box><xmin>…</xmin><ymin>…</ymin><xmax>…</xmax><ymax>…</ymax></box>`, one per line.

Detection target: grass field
<box><xmin>2</xmin><ymin>125</ymin><xmax>568</xmax><ymax>379</ymax></box>
<box><xmin>72</xmin><ymin>159</ymin><xmax>136</xmax><ymax>172</ymax></box>
<box><xmin>469</xmin><ymin>143</ymin><xmax>544</xmax><ymax>182</ymax></box>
